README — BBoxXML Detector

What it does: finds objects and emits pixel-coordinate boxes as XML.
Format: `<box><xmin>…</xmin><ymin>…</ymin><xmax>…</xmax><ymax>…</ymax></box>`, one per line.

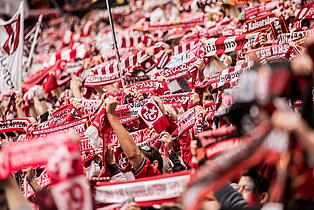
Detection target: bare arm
<box><xmin>105</xmin><ymin>96</ymin><xmax>144</xmax><ymax>170</ymax></box>
<box><xmin>1</xmin><ymin>176</ymin><xmax>32</xmax><ymax>210</ymax></box>
<box><xmin>271</xmin><ymin>111</ymin><xmax>314</xmax><ymax>162</ymax></box>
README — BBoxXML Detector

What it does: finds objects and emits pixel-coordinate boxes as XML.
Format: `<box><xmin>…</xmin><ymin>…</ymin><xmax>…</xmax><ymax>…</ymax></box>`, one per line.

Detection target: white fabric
<box><xmin>84</xmin><ymin>125</ymin><xmax>102</xmax><ymax>149</ymax></box>
<box><xmin>0</xmin><ymin>2</ymin><xmax>23</xmax><ymax>95</ymax></box>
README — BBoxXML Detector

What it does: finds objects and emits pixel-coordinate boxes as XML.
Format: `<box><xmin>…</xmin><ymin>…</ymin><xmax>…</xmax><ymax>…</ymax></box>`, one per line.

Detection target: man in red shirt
<box><xmin>105</xmin><ymin>96</ymin><xmax>163</xmax><ymax>178</ymax></box>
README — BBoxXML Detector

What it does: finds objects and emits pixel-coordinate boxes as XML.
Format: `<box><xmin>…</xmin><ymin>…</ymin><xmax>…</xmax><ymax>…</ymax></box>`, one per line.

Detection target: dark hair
<box><xmin>241</xmin><ymin>168</ymin><xmax>269</xmax><ymax>195</ymax></box>
<box><xmin>140</xmin><ymin>146</ymin><xmax>163</xmax><ymax>174</ymax></box>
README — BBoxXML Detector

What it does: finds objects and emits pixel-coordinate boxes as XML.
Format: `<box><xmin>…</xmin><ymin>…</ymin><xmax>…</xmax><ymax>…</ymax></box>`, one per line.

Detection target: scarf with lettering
<box><xmin>177</xmin><ymin>107</ymin><xmax>198</xmax><ymax>136</ymax></box>
<box><xmin>29</xmin><ymin>117</ymin><xmax>89</xmax><ymax>139</ymax></box>
<box><xmin>159</xmin><ymin>92</ymin><xmax>192</xmax><ymax>110</ymax></box>
<box><xmin>24</xmin><ymin>170</ymin><xmax>51</xmax><ymax>198</ymax></box>
<box><xmin>204</xmin><ymin>33</ymin><xmax>259</xmax><ymax>57</ymax></box>
<box><xmin>157</xmin><ymin>58</ymin><xmax>198</xmax><ymax>80</ymax></box>
<box><xmin>36</xmin><ymin>104</ymin><xmax>81</xmax><ymax>130</ymax></box>
<box><xmin>0</xmin><ymin>118</ymin><xmax>31</xmax><ymax>133</ymax></box>
<box><xmin>95</xmin><ymin>171</ymin><xmax>191</xmax><ymax>207</ymax></box>
<box><xmin>205</xmin><ymin>138</ymin><xmax>242</xmax><ymax>159</ymax></box>
<box><xmin>242</xmin><ymin>13</ymin><xmax>276</xmax><ymax>34</ymax></box>
<box><xmin>204</xmin><ymin>101</ymin><xmax>216</xmax><ymax>122</ymax></box>
<box><xmin>125</xmin><ymin>79</ymin><xmax>170</xmax><ymax>96</ymax></box>
<box><xmin>0</xmin><ymin>134</ymin><xmax>83</xmax><ymax>180</ymax></box>
<box><xmin>276</xmin><ymin>29</ymin><xmax>314</xmax><ymax>45</ymax></box>
<box><xmin>248</xmin><ymin>44</ymin><xmax>292</xmax><ymax>62</ymax></box>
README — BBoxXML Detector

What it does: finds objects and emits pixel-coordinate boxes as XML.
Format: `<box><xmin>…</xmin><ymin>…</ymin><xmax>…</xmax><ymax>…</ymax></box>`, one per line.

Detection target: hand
<box><xmin>105</xmin><ymin>145</ymin><xmax>116</xmax><ymax>165</ymax></box>
<box><xmin>145</xmin><ymin>47</ymin><xmax>154</xmax><ymax>56</ymax></box>
<box><xmin>189</xmin><ymin>93</ymin><xmax>200</xmax><ymax>106</ymax></box>
<box><xmin>160</xmin><ymin>132</ymin><xmax>173</xmax><ymax>150</ymax></box>
<box><xmin>24</xmin><ymin>168</ymin><xmax>35</xmax><ymax>182</ymax></box>
<box><xmin>149</xmin><ymin>128</ymin><xmax>159</xmax><ymax>139</ymax></box>
<box><xmin>72</xmin><ymin>101</ymin><xmax>83</xmax><ymax>110</ymax></box>
<box><xmin>29</xmin><ymin>117</ymin><xmax>39</xmax><ymax>127</ymax></box>
<box><xmin>258</xmin><ymin>33</ymin><xmax>266</xmax><ymax>46</ymax></box>
<box><xmin>127</xmin><ymin>202</ymin><xmax>141</xmax><ymax>210</ymax></box>
<box><xmin>291</xmin><ymin>52</ymin><xmax>313</xmax><ymax>76</ymax></box>
<box><xmin>196</xmin><ymin>106</ymin><xmax>206</xmax><ymax>116</ymax></box>
<box><xmin>15</xmin><ymin>93</ymin><xmax>23</xmax><ymax>108</ymax></box>
<box><xmin>105</xmin><ymin>96</ymin><xmax>117</xmax><ymax>116</ymax></box>
<box><xmin>131</xmin><ymin>91</ymin><xmax>144</xmax><ymax>100</ymax></box>
<box><xmin>190</xmin><ymin>140</ymin><xmax>198</xmax><ymax>156</ymax></box>
<box><xmin>152</xmin><ymin>96</ymin><xmax>166</xmax><ymax>115</ymax></box>
<box><xmin>70</xmin><ymin>75</ymin><xmax>81</xmax><ymax>90</ymax></box>
<box><xmin>194</xmin><ymin>58</ymin><xmax>205</xmax><ymax>70</ymax></box>
<box><xmin>271</xmin><ymin>111</ymin><xmax>301</xmax><ymax>132</ymax></box>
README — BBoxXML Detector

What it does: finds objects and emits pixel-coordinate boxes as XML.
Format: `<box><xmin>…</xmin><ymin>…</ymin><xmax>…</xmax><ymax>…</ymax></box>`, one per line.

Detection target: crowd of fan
<box><xmin>1</xmin><ymin>0</ymin><xmax>314</xmax><ymax>210</ymax></box>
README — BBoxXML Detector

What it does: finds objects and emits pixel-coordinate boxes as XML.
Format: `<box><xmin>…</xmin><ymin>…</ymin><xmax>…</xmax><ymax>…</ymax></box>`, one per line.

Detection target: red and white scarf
<box><xmin>205</xmin><ymin>138</ymin><xmax>242</xmax><ymax>159</ymax></box>
<box><xmin>125</xmin><ymin>79</ymin><xmax>170</xmax><ymax>95</ymax></box>
<box><xmin>0</xmin><ymin>134</ymin><xmax>82</xmax><ymax>179</ymax></box>
<box><xmin>95</xmin><ymin>171</ymin><xmax>190</xmax><ymax>206</ymax></box>
<box><xmin>242</xmin><ymin>13</ymin><xmax>276</xmax><ymax>34</ymax></box>
<box><xmin>204</xmin><ymin>33</ymin><xmax>259</xmax><ymax>57</ymax></box>
<box><xmin>159</xmin><ymin>92</ymin><xmax>192</xmax><ymax>109</ymax></box>
<box><xmin>0</xmin><ymin>118</ymin><xmax>31</xmax><ymax>133</ymax></box>
<box><xmin>157</xmin><ymin>58</ymin><xmax>197</xmax><ymax>80</ymax></box>
<box><xmin>277</xmin><ymin>29</ymin><xmax>314</xmax><ymax>45</ymax></box>
<box><xmin>177</xmin><ymin>107</ymin><xmax>197</xmax><ymax>136</ymax></box>
<box><xmin>248</xmin><ymin>44</ymin><xmax>291</xmax><ymax>62</ymax></box>
<box><xmin>294</xmin><ymin>4</ymin><xmax>314</xmax><ymax>20</ymax></box>
<box><xmin>85</xmin><ymin>72</ymin><xmax>121</xmax><ymax>87</ymax></box>
<box><xmin>29</xmin><ymin>117</ymin><xmax>89</xmax><ymax>139</ymax></box>
<box><xmin>242</xmin><ymin>1</ymin><xmax>279</xmax><ymax>20</ymax></box>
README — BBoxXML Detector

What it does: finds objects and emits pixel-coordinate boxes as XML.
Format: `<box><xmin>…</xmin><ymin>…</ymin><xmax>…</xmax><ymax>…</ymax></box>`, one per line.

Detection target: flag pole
<box><xmin>25</xmin><ymin>14</ymin><xmax>42</xmax><ymax>72</ymax></box>
<box><xmin>105</xmin><ymin>0</ymin><xmax>125</xmax><ymax>87</ymax></box>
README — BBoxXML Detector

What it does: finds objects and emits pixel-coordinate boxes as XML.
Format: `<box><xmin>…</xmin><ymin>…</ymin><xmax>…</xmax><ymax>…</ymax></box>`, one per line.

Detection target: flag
<box><xmin>0</xmin><ymin>1</ymin><xmax>23</xmax><ymax>95</ymax></box>
<box><xmin>138</xmin><ymin>98</ymin><xmax>169</xmax><ymax>133</ymax></box>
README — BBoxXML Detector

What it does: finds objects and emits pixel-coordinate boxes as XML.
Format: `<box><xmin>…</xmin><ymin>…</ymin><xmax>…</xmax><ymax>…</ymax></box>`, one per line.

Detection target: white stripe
<box><xmin>61</xmin><ymin>49</ymin><xmax>71</xmax><ymax>61</ymax></box>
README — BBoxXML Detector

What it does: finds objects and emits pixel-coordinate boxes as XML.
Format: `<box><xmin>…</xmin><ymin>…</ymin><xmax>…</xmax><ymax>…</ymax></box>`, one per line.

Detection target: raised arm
<box><xmin>105</xmin><ymin>96</ymin><xmax>144</xmax><ymax>170</ymax></box>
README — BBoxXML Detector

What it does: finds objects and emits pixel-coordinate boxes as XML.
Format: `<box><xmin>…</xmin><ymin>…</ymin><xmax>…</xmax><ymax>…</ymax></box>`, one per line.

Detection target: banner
<box><xmin>0</xmin><ymin>2</ymin><xmax>23</xmax><ymax>94</ymax></box>
<box><xmin>95</xmin><ymin>172</ymin><xmax>190</xmax><ymax>205</ymax></box>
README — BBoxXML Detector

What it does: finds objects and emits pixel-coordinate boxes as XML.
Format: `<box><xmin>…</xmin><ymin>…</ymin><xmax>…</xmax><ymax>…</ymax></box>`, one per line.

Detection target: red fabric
<box><xmin>177</xmin><ymin>135</ymin><xmax>193</xmax><ymax>167</ymax></box>
<box><xmin>43</xmin><ymin>74</ymin><xmax>58</xmax><ymax>93</ymax></box>
<box><xmin>133</xmin><ymin>158</ymin><xmax>161</xmax><ymax>179</ymax></box>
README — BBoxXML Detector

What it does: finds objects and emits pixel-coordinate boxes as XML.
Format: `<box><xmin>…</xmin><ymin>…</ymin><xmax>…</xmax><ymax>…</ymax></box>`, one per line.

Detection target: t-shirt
<box><xmin>132</xmin><ymin>158</ymin><xmax>161</xmax><ymax>179</ymax></box>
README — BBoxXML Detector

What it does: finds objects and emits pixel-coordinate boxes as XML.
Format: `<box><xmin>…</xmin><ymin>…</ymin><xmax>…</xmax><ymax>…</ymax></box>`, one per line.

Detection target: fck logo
<box><xmin>141</xmin><ymin>103</ymin><xmax>159</xmax><ymax>122</ymax></box>
<box><xmin>3</xmin><ymin>15</ymin><xmax>20</xmax><ymax>55</ymax></box>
